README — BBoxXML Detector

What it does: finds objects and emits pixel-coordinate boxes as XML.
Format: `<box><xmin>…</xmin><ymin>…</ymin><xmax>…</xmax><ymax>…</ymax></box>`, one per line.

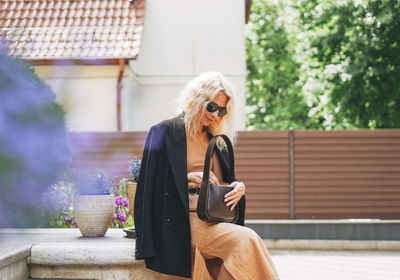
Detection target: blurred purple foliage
<box><xmin>36</xmin><ymin>180</ymin><xmax>76</xmax><ymax>228</ymax></box>
<box><xmin>73</xmin><ymin>168</ymin><xmax>112</xmax><ymax>195</ymax></box>
<box><xmin>0</xmin><ymin>54</ymin><xmax>71</xmax><ymax>227</ymax></box>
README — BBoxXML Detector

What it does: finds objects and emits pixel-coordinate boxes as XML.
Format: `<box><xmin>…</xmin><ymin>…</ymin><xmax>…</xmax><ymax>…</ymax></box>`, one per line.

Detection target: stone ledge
<box><xmin>17</xmin><ymin>229</ymin><xmax>138</xmax><ymax>266</ymax></box>
<box><xmin>245</xmin><ymin>219</ymin><xmax>400</xmax><ymax>224</ymax></box>
<box><xmin>1</xmin><ymin>258</ymin><xmax>29</xmax><ymax>280</ymax></box>
<box><xmin>0</xmin><ymin>245</ymin><xmax>31</xmax><ymax>270</ymax></box>
<box><xmin>264</xmin><ymin>239</ymin><xmax>400</xmax><ymax>251</ymax></box>
<box><xmin>246</xmin><ymin>219</ymin><xmax>400</xmax><ymax>240</ymax></box>
<box><xmin>0</xmin><ymin>229</ymin><xmax>167</xmax><ymax>280</ymax></box>
<box><xmin>1</xmin><ymin>228</ymin><xmax>399</xmax><ymax>280</ymax></box>
<box><xmin>30</xmin><ymin>240</ymin><xmax>137</xmax><ymax>266</ymax></box>
<box><xmin>29</xmin><ymin>264</ymin><xmax>169</xmax><ymax>280</ymax></box>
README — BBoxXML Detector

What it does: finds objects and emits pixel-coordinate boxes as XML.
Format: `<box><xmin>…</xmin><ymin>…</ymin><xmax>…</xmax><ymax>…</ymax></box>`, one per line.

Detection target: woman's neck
<box><xmin>198</xmin><ymin>125</ymin><xmax>208</xmax><ymax>136</ymax></box>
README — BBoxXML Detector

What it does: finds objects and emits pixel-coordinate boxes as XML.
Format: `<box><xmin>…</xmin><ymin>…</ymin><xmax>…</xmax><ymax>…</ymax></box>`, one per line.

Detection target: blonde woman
<box><xmin>134</xmin><ymin>72</ymin><xmax>279</xmax><ymax>280</ymax></box>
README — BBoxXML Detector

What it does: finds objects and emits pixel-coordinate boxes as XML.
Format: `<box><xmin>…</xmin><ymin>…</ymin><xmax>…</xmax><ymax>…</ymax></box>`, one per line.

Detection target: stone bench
<box><xmin>0</xmin><ymin>228</ymin><xmax>172</xmax><ymax>280</ymax></box>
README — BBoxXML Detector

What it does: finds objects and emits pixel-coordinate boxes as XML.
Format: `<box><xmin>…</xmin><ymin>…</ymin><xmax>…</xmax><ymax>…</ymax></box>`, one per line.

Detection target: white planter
<box><xmin>73</xmin><ymin>194</ymin><xmax>115</xmax><ymax>237</ymax></box>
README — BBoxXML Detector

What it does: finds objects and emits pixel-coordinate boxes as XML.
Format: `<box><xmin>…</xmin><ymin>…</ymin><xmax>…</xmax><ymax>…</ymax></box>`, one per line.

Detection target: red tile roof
<box><xmin>0</xmin><ymin>0</ymin><xmax>145</xmax><ymax>60</ymax></box>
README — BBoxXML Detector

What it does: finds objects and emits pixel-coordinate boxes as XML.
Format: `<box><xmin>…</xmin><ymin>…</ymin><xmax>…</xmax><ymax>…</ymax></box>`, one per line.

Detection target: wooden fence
<box><xmin>68</xmin><ymin>129</ymin><xmax>400</xmax><ymax>219</ymax></box>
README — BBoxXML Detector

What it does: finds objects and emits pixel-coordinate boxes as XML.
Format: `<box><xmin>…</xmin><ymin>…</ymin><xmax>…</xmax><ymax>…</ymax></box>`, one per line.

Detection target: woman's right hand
<box><xmin>187</xmin><ymin>171</ymin><xmax>220</xmax><ymax>185</ymax></box>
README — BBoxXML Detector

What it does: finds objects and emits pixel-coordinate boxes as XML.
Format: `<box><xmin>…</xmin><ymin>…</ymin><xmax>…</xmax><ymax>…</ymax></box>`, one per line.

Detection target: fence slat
<box><xmin>69</xmin><ymin>129</ymin><xmax>400</xmax><ymax>220</ymax></box>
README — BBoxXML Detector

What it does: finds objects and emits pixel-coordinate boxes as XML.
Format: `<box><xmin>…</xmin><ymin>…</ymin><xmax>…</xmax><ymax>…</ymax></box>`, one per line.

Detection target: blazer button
<box><xmin>164</xmin><ymin>192</ymin><xmax>171</xmax><ymax>199</ymax></box>
<box><xmin>164</xmin><ymin>218</ymin><xmax>171</xmax><ymax>226</ymax></box>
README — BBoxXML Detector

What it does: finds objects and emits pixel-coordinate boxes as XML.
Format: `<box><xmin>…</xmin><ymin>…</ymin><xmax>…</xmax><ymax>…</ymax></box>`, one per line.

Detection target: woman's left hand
<box><xmin>224</xmin><ymin>181</ymin><xmax>246</xmax><ymax>211</ymax></box>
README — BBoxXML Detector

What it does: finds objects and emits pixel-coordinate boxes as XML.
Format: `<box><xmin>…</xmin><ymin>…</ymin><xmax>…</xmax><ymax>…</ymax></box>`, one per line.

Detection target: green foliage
<box><xmin>246</xmin><ymin>0</ymin><xmax>400</xmax><ymax>129</ymax></box>
<box><xmin>246</xmin><ymin>0</ymin><xmax>313</xmax><ymax>129</ymax></box>
<box><xmin>297</xmin><ymin>0</ymin><xmax>400</xmax><ymax>128</ymax></box>
<box><xmin>111</xmin><ymin>177</ymin><xmax>129</xmax><ymax>197</ymax></box>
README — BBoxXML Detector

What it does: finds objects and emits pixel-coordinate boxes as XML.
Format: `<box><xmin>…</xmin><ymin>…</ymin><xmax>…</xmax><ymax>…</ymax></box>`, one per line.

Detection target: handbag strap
<box><xmin>201</xmin><ymin>134</ymin><xmax>235</xmax><ymax>186</ymax></box>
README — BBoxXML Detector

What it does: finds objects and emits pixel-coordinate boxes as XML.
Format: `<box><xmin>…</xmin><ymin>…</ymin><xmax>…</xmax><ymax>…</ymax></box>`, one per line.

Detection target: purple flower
<box><xmin>64</xmin><ymin>215</ymin><xmax>72</xmax><ymax>227</ymax></box>
<box><xmin>72</xmin><ymin>218</ymin><xmax>77</xmax><ymax>228</ymax></box>
<box><xmin>129</xmin><ymin>158</ymin><xmax>141</xmax><ymax>182</ymax></box>
<box><xmin>116</xmin><ymin>209</ymin><xmax>126</xmax><ymax>224</ymax></box>
<box><xmin>122</xmin><ymin>197</ymin><xmax>129</xmax><ymax>208</ymax></box>
<box><xmin>115</xmin><ymin>196</ymin><xmax>120</xmax><ymax>207</ymax></box>
<box><xmin>115</xmin><ymin>195</ymin><xmax>123</xmax><ymax>207</ymax></box>
<box><xmin>115</xmin><ymin>195</ymin><xmax>129</xmax><ymax>208</ymax></box>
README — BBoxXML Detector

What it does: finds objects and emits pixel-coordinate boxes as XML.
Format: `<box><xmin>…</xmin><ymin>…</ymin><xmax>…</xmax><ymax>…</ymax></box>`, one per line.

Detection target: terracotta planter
<box><xmin>126</xmin><ymin>182</ymin><xmax>137</xmax><ymax>217</ymax></box>
<box><xmin>73</xmin><ymin>194</ymin><xmax>115</xmax><ymax>237</ymax></box>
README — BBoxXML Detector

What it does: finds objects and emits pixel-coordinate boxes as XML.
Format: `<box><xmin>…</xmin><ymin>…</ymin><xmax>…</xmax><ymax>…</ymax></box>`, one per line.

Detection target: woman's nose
<box><xmin>211</xmin><ymin>110</ymin><xmax>219</xmax><ymax>118</ymax></box>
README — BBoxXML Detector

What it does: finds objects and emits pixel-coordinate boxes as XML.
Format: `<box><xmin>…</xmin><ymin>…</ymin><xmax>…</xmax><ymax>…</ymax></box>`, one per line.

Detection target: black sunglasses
<box><xmin>206</xmin><ymin>101</ymin><xmax>227</xmax><ymax>117</ymax></box>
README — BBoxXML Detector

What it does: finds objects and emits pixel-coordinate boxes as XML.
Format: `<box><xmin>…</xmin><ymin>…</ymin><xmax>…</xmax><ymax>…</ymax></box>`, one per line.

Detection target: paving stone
<box><xmin>270</xmin><ymin>250</ymin><xmax>400</xmax><ymax>280</ymax></box>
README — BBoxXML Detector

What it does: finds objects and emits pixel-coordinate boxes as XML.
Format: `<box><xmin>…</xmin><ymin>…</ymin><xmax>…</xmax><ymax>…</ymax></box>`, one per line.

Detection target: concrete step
<box><xmin>245</xmin><ymin>219</ymin><xmax>400</xmax><ymax>240</ymax></box>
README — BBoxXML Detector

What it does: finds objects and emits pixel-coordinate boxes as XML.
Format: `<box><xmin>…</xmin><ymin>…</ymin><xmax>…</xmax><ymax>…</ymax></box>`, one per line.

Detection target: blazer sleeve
<box><xmin>236</xmin><ymin>193</ymin><xmax>246</xmax><ymax>226</ymax></box>
<box><xmin>134</xmin><ymin>125</ymin><xmax>163</xmax><ymax>259</ymax></box>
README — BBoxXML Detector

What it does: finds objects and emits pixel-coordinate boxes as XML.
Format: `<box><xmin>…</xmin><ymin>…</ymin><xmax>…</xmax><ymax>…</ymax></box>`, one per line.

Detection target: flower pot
<box><xmin>73</xmin><ymin>194</ymin><xmax>115</xmax><ymax>237</ymax></box>
<box><xmin>126</xmin><ymin>182</ymin><xmax>137</xmax><ymax>217</ymax></box>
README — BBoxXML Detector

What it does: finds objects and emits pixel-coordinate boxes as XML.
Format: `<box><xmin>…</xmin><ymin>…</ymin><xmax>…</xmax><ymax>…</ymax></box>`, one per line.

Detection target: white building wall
<box><xmin>34</xmin><ymin>65</ymin><xmax>134</xmax><ymax>132</ymax></box>
<box><xmin>129</xmin><ymin>0</ymin><xmax>246</xmax><ymax>131</ymax></box>
<box><xmin>34</xmin><ymin>0</ymin><xmax>246</xmax><ymax>132</ymax></box>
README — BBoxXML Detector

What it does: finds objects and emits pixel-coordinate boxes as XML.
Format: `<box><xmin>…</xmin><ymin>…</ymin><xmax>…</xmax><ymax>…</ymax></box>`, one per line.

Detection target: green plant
<box><xmin>111</xmin><ymin>177</ymin><xmax>129</xmax><ymax>196</ymax></box>
<box><xmin>108</xmin><ymin>158</ymin><xmax>140</xmax><ymax>228</ymax></box>
<box><xmin>109</xmin><ymin>178</ymin><xmax>134</xmax><ymax>228</ymax></box>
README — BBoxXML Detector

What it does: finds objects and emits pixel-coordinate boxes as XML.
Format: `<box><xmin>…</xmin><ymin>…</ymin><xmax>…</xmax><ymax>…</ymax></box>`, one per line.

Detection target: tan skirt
<box><xmin>189</xmin><ymin>211</ymin><xmax>280</xmax><ymax>280</ymax></box>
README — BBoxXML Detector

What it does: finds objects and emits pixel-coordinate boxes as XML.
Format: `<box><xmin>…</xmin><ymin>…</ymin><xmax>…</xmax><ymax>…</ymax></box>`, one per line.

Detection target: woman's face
<box><xmin>200</xmin><ymin>91</ymin><xmax>228</xmax><ymax>128</ymax></box>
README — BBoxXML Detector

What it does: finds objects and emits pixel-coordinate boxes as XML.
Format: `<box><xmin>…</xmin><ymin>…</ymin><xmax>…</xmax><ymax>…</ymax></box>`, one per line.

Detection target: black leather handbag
<box><xmin>197</xmin><ymin>134</ymin><xmax>239</xmax><ymax>223</ymax></box>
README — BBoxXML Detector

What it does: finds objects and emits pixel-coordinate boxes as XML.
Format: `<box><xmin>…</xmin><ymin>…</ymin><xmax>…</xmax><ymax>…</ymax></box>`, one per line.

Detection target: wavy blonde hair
<box><xmin>177</xmin><ymin>72</ymin><xmax>237</xmax><ymax>146</ymax></box>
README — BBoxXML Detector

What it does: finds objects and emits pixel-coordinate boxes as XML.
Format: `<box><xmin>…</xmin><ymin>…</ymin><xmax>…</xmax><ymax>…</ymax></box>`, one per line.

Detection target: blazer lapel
<box><xmin>165</xmin><ymin>115</ymin><xmax>189</xmax><ymax>215</ymax></box>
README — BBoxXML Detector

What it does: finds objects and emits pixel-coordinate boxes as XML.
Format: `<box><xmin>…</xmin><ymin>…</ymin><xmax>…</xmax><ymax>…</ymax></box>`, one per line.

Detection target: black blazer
<box><xmin>134</xmin><ymin>113</ymin><xmax>246</xmax><ymax>278</ymax></box>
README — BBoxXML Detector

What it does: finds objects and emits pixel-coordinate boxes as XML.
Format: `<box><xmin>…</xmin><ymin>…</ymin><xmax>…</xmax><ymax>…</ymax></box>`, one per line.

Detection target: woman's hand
<box><xmin>187</xmin><ymin>171</ymin><xmax>220</xmax><ymax>186</ymax></box>
<box><xmin>224</xmin><ymin>181</ymin><xmax>245</xmax><ymax>211</ymax></box>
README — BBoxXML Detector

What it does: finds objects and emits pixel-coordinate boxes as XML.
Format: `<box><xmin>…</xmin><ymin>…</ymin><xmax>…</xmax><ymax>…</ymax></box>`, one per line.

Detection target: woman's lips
<box><xmin>206</xmin><ymin>117</ymin><xmax>214</xmax><ymax>122</ymax></box>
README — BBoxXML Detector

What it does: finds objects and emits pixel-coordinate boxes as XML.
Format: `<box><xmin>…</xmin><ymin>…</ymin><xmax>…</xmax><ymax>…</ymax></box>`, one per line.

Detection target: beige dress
<box><xmin>186</xmin><ymin>135</ymin><xmax>280</xmax><ymax>280</ymax></box>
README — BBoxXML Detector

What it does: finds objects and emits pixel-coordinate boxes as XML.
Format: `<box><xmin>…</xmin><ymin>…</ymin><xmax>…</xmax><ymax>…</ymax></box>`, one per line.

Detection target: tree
<box><xmin>246</xmin><ymin>0</ymin><xmax>400</xmax><ymax>129</ymax></box>
<box><xmin>297</xmin><ymin>0</ymin><xmax>400</xmax><ymax>128</ymax></box>
<box><xmin>246</xmin><ymin>0</ymin><xmax>320</xmax><ymax>130</ymax></box>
